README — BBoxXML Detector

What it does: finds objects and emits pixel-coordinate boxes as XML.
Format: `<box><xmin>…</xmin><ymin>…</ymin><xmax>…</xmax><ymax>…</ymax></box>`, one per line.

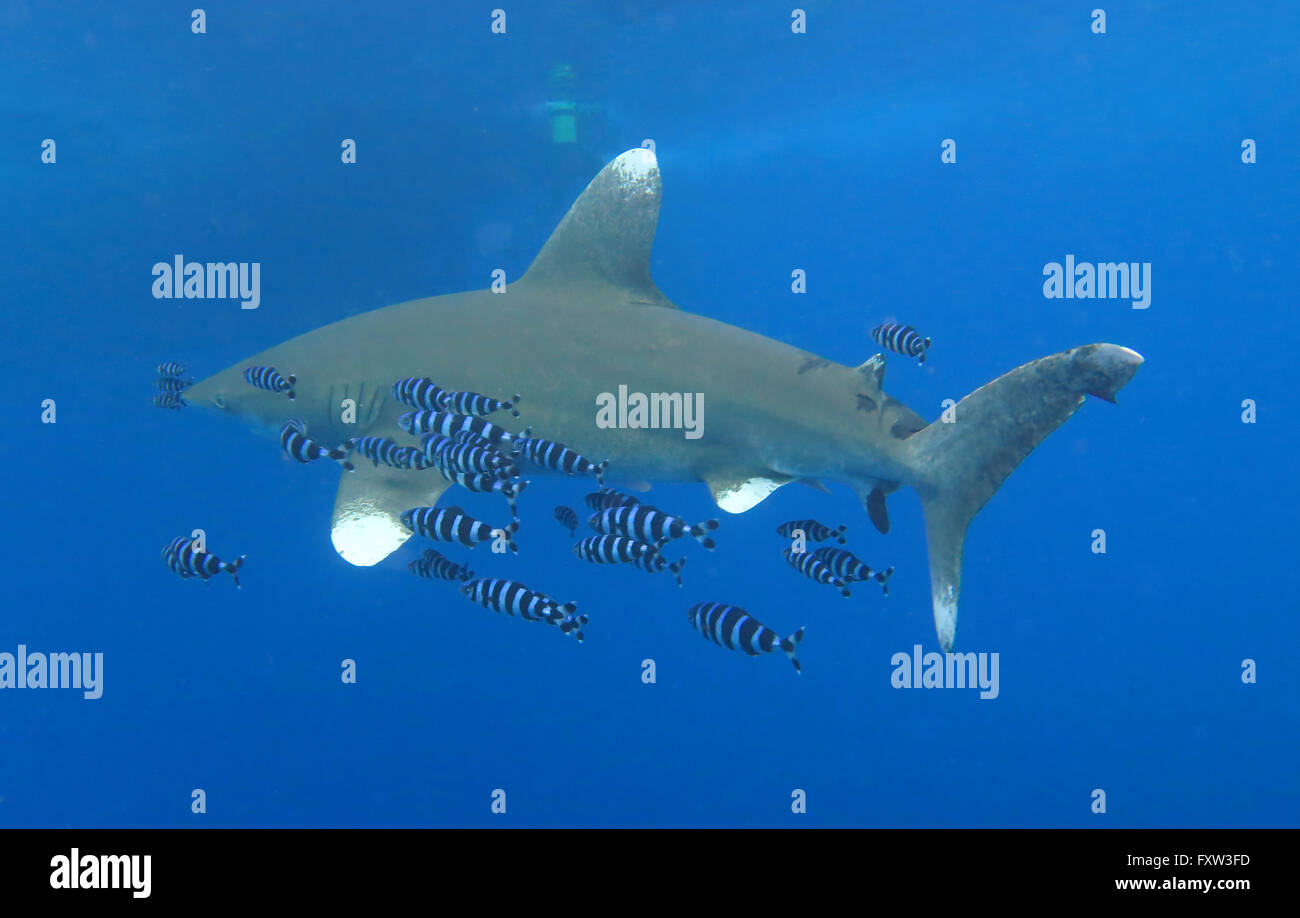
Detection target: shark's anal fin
<box><xmin>331</xmin><ymin>464</ymin><xmax>449</xmax><ymax>566</ymax></box>
<box><xmin>518</xmin><ymin>147</ymin><xmax>676</xmax><ymax>309</ymax></box>
<box><xmin>905</xmin><ymin>343</ymin><xmax>1144</xmax><ymax>650</ymax></box>
<box><xmin>865</xmin><ymin>486</ymin><xmax>891</xmax><ymax>534</ymax></box>
<box><xmin>706</xmin><ymin>473</ymin><xmax>793</xmax><ymax>514</ymax></box>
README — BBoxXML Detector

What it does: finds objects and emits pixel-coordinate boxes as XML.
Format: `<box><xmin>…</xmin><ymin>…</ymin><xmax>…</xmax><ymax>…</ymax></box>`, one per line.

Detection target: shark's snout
<box><xmin>182</xmin><ymin>376</ymin><xmax>233</xmax><ymax>414</ymax></box>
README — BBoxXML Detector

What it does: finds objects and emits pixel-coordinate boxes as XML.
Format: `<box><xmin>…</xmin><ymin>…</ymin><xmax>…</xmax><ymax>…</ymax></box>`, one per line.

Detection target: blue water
<box><xmin>2</xmin><ymin>1</ymin><xmax>1296</xmax><ymax>828</ymax></box>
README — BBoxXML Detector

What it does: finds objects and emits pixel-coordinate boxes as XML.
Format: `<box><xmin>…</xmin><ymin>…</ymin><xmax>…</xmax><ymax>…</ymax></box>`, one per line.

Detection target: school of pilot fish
<box><xmin>156</xmin><ymin>333</ymin><xmax>922</xmax><ymax>673</ymax></box>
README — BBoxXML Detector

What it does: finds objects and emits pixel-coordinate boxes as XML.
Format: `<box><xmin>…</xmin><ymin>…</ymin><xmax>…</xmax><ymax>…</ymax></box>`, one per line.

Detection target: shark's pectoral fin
<box><xmin>330</xmin><ymin>464</ymin><xmax>448</xmax><ymax>566</ymax></box>
<box><xmin>706</xmin><ymin>472</ymin><xmax>794</xmax><ymax>513</ymax></box>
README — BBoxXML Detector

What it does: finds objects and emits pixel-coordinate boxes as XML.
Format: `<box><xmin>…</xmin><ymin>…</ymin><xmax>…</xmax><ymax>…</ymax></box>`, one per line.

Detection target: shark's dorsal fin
<box><xmin>519</xmin><ymin>148</ymin><xmax>676</xmax><ymax>309</ymax></box>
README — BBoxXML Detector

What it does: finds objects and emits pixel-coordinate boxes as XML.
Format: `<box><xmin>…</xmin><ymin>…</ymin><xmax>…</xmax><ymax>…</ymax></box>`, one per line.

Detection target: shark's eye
<box><xmin>213</xmin><ymin>395</ymin><xmax>226</xmax><ymax>409</ymax></box>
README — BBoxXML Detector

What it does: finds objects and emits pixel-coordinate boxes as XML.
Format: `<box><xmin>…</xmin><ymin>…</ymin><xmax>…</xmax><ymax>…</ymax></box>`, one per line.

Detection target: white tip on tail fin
<box><xmin>905</xmin><ymin>343</ymin><xmax>1144</xmax><ymax>650</ymax></box>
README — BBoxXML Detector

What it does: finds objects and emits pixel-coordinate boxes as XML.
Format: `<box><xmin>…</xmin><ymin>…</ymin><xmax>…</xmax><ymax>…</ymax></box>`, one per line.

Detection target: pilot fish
<box><xmin>162</xmin><ymin>536</ymin><xmax>245</xmax><ymax>587</ymax></box>
<box><xmin>870</xmin><ymin>322</ymin><xmax>931</xmax><ymax>365</ymax></box>
<box><xmin>244</xmin><ymin>365</ymin><xmax>296</xmax><ymax>399</ymax></box>
<box><xmin>687</xmin><ymin>602</ymin><xmax>804</xmax><ymax>674</ymax></box>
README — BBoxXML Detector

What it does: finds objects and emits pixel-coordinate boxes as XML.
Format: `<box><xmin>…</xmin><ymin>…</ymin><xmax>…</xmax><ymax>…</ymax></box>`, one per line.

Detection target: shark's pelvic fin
<box><xmin>799</xmin><ymin>478</ymin><xmax>833</xmax><ymax>495</ymax></box>
<box><xmin>707</xmin><ymin>473</ymin><xmax>794</xmax><ymax>513</ymax></box>
<box><xmin>331</xmin><ymin>463</ymin><xmax>449</xmax><ymax>566</ymax></box>
<box><xmin>905</xmin><ymin>343</ymin><xmax>1144</xmax><ymax>650</ymax></box>
<box><xmin>518</xmin><ymin>147</ymin><xmax>676</xmax><ymax>309</ymax></box>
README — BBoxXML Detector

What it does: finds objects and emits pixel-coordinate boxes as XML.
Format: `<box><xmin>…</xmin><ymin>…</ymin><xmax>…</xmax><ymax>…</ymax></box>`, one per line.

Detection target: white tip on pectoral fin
<box><xmin>330</xmin><ymin>464</ymin><xmax>449</xmax><ymax>566</ymax></box>
<box><xmin>706</xmin><ymin>473</ymin><xmax>792</xmax><ymax>514</ymax></box>
<box><xmin>331</xmin><ymin>512</ymin><xmax>411</xmax><ymax>567</ymax></box>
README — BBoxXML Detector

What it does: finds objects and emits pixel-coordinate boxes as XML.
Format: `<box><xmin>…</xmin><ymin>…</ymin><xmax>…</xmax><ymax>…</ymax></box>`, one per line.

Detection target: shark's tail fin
<box><xmin>903</xmin><ymin>343</ymin><xmax>1143</xmax><ymax>650</ymax></box>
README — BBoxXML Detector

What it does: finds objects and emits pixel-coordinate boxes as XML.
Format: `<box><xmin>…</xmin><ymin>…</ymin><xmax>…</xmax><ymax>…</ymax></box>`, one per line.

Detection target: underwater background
<box><xmin>1</xmin><ymin>1</ymin><xmax>1296</xmax><ymax>828</ymax></box>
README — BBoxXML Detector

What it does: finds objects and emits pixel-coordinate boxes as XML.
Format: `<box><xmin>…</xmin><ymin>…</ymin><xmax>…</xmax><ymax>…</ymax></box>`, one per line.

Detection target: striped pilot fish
<box><xmin>442</xmin><ymin>389</ymin><xmax>522</xmax><ymax>419</ymax></box>
<box><xmin>422</xmin><ymin>433</ymin><xmax>517</xmax><ymax>479</ymax></box>
<box><xmin>450</xmin><ymin>429</ymin><xmax>494</xmax><ymax>448</ymax></box>
<box><xmin>811</xmin><ymin>547</ymin><xmax>894</xmax><ymax>595</ymax></box>
<box><xmin>244</xmin><ymin>365</ymin><xmax>296</xmax><ymax>399</ymax></box>
<box><xmin>459</xmin><ymin>578</ymin><xmax>587</xmax><ymax>641</ymax></box>
<box><xmin>572</xmin><ymin>535</ymin><xmax>686</xmax><ymax>585</ymax></box>
<box><xmin>776</xmin><ymin>519</ymin><xmax>847</xmax><ymax>544</ymax></box>
<box><xmin>437</xmin><ymin>468</ymin><xmax>528</xmax><ymax>519</ymax></box>
<box><xmin>401</xmin><ymin>505</ymin><xmax>518</xmax><ymax>552</ymax></box>
<box><xmin>153</xmin><ymin>392</ymin><xmax>188</xmax><ymax>409</ymax></box>
<box><xmin>281</xmin><ymin>419</ymin><xmax>354</xmax><ymax>470</ymax></box>
<box><xmin>783</xmin><ymin>548</ymin><xmax>851</xmax><ymax>597</ymax></box>
<box><xmin>687</xmin><ymin>602</ymin><xmax>805</xmax><ymax>674</ymax></box>
<box><xmin>154</xmin><ymin>375</ymin><xmax>192</xmax><ymax>392</ymax></box>
<box><xmin>588</xmin><ymin>504</ymin><xmax>719</xmax><ymax>549</ymax></box>
<box><xmin>513</xmin><ymin>436</ymin><xmax>607</xmax><ymax>484</ymax></box>
<box><xmin>572</xmin><ymin>534</ymin><xmax>655</xmax><ymax>566</ymax></box>
<box><xmin>157</xmin><ymin>361</ymin><xmax>189</xmax><ymax>377</ymax></box>
<box><xmin>870</xmin><ymin>322</ymin><xmax>931</xmax><ymax>365</ymax></box>
<box><xmin>346</xmin><ymin>436</ymin><xmax>429</xmax><ymax>471</ymax></box>
<box><xmin>584</xmin><ymin>487</ymin><xmax>640</xmax><ymax>512</ymax></box>
<box><xmin>392</xmin><ymin>377</ymin><xmax>450</xmax><ymax>411</ymax></box>
<box><xmin>409</xmin><ymin>548</ymin><xmax>474</xmax><ymax>583</ymax></box>
<box><xmin>162</xmin><ymin>536</ymin><xmax>245</xmax><ymax>588</ymax></box>
<box><xmin>398</xmin><ymin>410</ymin><xmax>524</xmax><ymax>447</ymax></box>
<box><xmin>553</xmin><ymin>505</ymin><xmax>579</xmax><ymax>536</ymax></box>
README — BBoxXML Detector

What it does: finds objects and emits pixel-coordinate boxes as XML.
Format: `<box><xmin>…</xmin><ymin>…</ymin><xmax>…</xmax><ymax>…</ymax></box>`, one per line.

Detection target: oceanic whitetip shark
<box><xmin>186</xmin><ymin>148</ymin><xmax>1143</xmax><ymax>650</ymax></box>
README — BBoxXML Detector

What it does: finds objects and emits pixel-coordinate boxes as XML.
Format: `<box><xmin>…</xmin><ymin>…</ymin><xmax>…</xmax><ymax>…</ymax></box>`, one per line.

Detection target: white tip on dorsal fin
<box><xmin>519</xmin><ymin>147</ymin><xmax>676</xmax><ymax>308</ymax></box>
